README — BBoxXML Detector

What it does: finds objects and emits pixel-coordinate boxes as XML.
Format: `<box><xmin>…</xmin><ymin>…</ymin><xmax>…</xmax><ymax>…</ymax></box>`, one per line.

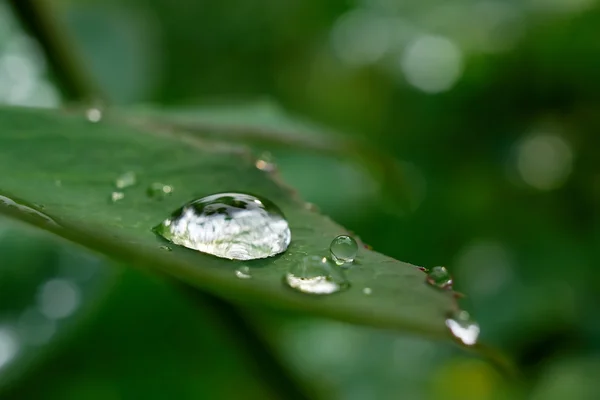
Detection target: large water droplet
<box><xmin>330</xmin><ymin>235</ymin><xmax>358</xmax><ymax>266</ymax></box>
<box><xmin>153</xmin><ymin>193</ymin><xmax>291</xmax><ymax>260</ymax></box>
<box><xmin>115</xmin><ymin>171</ymin><xmax>137</xmax><ymax>189</ymax></box>
<box><xmin>426</xmin><ymin>266</ymin><xmax>453</xmax><ymax>289</ymax></box>
<box><xmin>147</xmin><ymin>182</ymin><xmax>173</xmax><ymax>200</ymax></box>
<box><xmin>284</xmin><ymin>256</ymin><xmax>349</xmax><ymax>295</ymax></box>
<box><xmin>446</xmin><ymin>310</ymin><xmax>480</xmax><ymax>346</ymax></box>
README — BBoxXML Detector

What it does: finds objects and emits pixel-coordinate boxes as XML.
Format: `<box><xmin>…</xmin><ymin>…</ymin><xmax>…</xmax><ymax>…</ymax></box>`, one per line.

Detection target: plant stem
<box><xmin>7</xmin><ymin>0</ymin><xmax>103</xmax><ymax>103</ymax></box>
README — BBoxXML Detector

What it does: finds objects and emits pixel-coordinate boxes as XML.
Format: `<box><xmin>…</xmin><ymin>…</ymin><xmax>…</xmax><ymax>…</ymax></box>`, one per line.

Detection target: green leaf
<box><xmin>0</xmin><ymin>105</ymin><xmax>457</xmax><ymax>339</ymax></box>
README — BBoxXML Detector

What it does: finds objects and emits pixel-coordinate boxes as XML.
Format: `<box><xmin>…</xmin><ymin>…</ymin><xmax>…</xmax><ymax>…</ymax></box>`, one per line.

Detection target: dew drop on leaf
<box><xmin>284</xmin><ymin>256</ymin><xmax>349</xmax><ymax>295</ymax></box>
<box><xmin>446</xmin><ymin>310</ymin><xmax>480</xmax><ymax>346</ymax></box>
<box><xmin>109</xmin><ymin>191</ymin><xmax>125</xmax><ymax>203</ymax></box>
<box><xmin>425</xmin><ymin>266</ymin><xmax>453</xmax><ymax>289</ymax></box>
<box><xmin>114</xmin><ymin>171</ymin><xmax>137</xmax><ymax>189</ymax></box>
<box><xmin>255</xmin><ymin>152</ymin><xmax>277</xmax><ymax>172</ymax></box>
<box><xmin>147</xmin><ymin>183</ymin><xmax>174</xmax><ymax>200</ymax></box>
<box><xmin>330</xmin><ymin>235</ymin><xmax>358</xmax><ymax>266</ymax></box>
<box><xmin>363</xmin><ymin>287</ymin><xmax>372</xmax><ymax>295</ymax></box>
<box><xmin>159</xmin><ymin>245</ymin><xmax>172</xmax><ymax>252</ymax></box>
<box><xmin>152</xmin><ymin>193</ymin><xmax>291</xmax><ymax>260</ymax></box>
<box><xmin>235</xmin><ymin>266</ymin><xmax>252</xmax><ymax>279</ymax></box>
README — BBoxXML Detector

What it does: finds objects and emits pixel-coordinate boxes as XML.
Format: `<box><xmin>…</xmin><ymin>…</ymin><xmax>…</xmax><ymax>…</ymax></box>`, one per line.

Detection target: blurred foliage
<box><xmin>0</xmin><ymin>0</ymin><xmax>599</xmax><ymax>398</ymax></box>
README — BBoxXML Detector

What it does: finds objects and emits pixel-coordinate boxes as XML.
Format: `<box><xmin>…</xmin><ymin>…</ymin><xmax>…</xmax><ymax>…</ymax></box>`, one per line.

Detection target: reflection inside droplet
<box><xmin>37</xmin><ymin>278</ymin><xmax>81</xmax><ymax>320</ymax></box>
<box><xmin>235</xmin><ymin>266</ymin><xmax>252</xmax><ymax>279</ymax></box>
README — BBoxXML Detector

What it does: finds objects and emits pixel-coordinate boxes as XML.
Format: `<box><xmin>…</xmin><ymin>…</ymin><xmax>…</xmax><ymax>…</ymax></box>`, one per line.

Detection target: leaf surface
<box><xmin>0</xmin><ymin>106</ymin><xmax>457</xmax><ymax>338</ymax></box>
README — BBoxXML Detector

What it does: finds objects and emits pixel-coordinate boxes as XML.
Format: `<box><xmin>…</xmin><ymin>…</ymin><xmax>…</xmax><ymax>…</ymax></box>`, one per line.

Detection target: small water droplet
<box><xmin>0</xmin><ymin>195</ymin><xmax>57</xmax><ymax>226</ymax></box>
<box><xmin>235</xmin><ymin>266</ymin><xmax>252</xmax><ymax>279</ymax></box>
<box><xmin>330</xmin><ymin>235</ymin><xmax>358</xmax><ymax>266</ymax></box>
<box><xmin>110</xmin><ymin>191</ymin><xmax>125</xmax><ymax>202</ymax></box>
<box><xmin>255</xmin><ymin>152</ymin><xmax>277</xmax><ymax>172</ymax></box>
<box><xmin>446</xmin><ymin>310</ymin><xmax>480</xmax><ymax>346</ymax></box>
<box><xmin>304</xmin><ymin>202</ymin><xmax>320</xmax><ymax>212</ymax></box>
<box><xmin>159</xmin><ymin>245</ymin><xmax>172</xmax><ymax>251</ymax></box>
<box><xmin>425</xmin><ymin>266</ymin><xmax>453</xmax><ymax>289</ymax></box>
<box><xmin>153</xmin><ymin>192</ymin><xmax>291</xmax><ymax>260</ymax></box>
<box><xmin>147</xmin><ymin>182</ymin><xmax>174</xmax><ymax>200</ymax></box>
<box><xmin>284</xmin><ymin>256</ymin><xmax>349</xmax><ymax>295</ymax></box>
<box><xmin>86</xmin><ymin>107</ymin><xmax>102</xmax><ymax>123</ymax></box>
<box><xmin>115</xmin><ymin>171</ymin><xmax>137</xmax><ymax>189</ymax></box>
<box><xmin>54</xmin><ymin>179</ymin><xmax>62</xmax><ymax>187</ymax></box>
<box><xmin>363</xmin><ymin>287</ymin><xmax>372</xmax><ymax>295</ymax></box>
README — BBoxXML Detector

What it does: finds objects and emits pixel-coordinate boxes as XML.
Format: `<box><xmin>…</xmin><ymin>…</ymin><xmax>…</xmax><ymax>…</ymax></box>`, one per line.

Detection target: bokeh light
<box><xmin>515</xmin><ymin>133</ymin><xmax>573</xmax><ymax>191</ymax></box>
<box><xmin>400</xmin><ymin>34</ymin><xmax>463</xmax><ymax>93</ymax></box>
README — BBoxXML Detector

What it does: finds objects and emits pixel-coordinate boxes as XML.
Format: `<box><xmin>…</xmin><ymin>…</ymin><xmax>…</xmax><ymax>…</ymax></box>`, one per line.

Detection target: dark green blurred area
<box><xmin>0</xmin><ymin>0</ymin><xmax>599</xmax><ymax>398</ymax></box>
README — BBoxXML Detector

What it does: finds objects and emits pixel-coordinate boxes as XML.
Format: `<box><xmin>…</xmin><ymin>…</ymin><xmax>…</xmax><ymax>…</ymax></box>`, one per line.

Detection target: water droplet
<box><xmin>329</xmin><ymin>235</ymin><xmax>358</xmax><ymax>266</ymax></box>
<box><xmin>304</xmin><ymin>202</ymin><xmax>320</xmax><ymax>212</ymax></box>
<box><xmin>54</xmin><ymin>179</ymin><xmax>62</xmax><ymax>187</ymax></box>
<box><xmin>159</xmin><ymin>245</ymin><xmax>172</xmax><ymax>251</ymax></box>
<box><xmin>425</xmin><ymin>266</ymin><xmax>453</xmax><ymax>289</ymax></box>
<box><xmin>255</xmin><ymin>152</ymin><xmax>276</xmax><ymax>172</ymax></box>
<box><xmin>0</xmin><ymin>195</ymin><xmax>57</xmax><ymax>226</ymax></box>
<box><xmin>86</xmin><ymin>107</ymin><xmax>103</xmax><ymax>123</ymax></box>
<box><xmin>363</xmin><ymin>287</ymin><xmax>372</xmax><ymax>295</ymax></box>
<box><xmin>115</xmin><ymin>171</ymin><xmax>137</xmax><ymax>189</ymax></box>
<box><xmin>147</xmin><ymin>182</ymin><xmax>174</xmax><ymax>200</ymax></box>
<box><xmin>153</xmin><ymin>192</ymin><xmax>291</xmax><ymax>260</ymax></box>
<box><xmin>110</xmin><ymin>191</ymin><xmax>125</xmax><ymax>203</ymax></box>
<box><xmin>235</xmin><ymin>266</ymin><xmax>252</xmax><ymax>279</ymax></box>
<box><xmin>446</xmin><ymin>310</ymin><xmax>480</xmax><ymax>346</ymax></box>
<box><xmin>284</xmin><ymin>256</ymin><xmax>349</xmax><ymax>295</ymax></box>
